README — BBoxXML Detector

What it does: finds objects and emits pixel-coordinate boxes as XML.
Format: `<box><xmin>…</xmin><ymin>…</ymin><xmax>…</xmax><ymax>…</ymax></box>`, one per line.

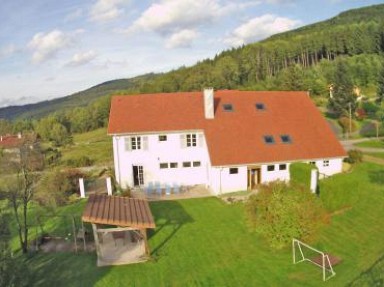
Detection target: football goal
<box><xmin>292</xmin><ymin>239</ymin><xmax>341</xmax><ymax>281</ymax></box>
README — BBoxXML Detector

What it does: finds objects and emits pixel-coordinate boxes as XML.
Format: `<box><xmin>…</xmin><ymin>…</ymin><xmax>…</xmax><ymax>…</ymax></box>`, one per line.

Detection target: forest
<box><xmin>0</xmin><ymin>4</ymin><xmax>384</xmax><ymax>145</ymax></box>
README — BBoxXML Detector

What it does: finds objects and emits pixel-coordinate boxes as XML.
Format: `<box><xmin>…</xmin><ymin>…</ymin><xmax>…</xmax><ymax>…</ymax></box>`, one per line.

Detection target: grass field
<box><xmin>355</xmin><ymin>139</ymin><xmax>384</xmax><ymax>148</ymax></box>
<box><xmin>60</xmin><ymin>128</ymin><xmax>112</xmax><ymax>166</ymax></box>
<box><xmin>365</xmin><ymin>152</ymin><xmax>384</xmax><ymax>159</ymax></box>
<box><xmin>12</xmin><ymin>162</ymin><xmax>383</xmax><ymax>286</ymax></box>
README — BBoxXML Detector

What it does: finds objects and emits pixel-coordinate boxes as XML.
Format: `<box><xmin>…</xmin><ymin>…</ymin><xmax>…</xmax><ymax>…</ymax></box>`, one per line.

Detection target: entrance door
<box><xmin>247</xmin><ymin>168</ymin><xmax>261</xmax><ymax>190</ymax></box>
<box><xmin>132</xmin><ymin>165</ymin><xmax>144</xmax><ymax>186</ymax></box>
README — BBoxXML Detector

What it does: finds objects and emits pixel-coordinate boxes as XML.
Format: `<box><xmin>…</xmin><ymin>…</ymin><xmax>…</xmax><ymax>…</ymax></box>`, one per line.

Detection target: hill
<box><xmin>0</xmin><ymin>4</ymin><xmax>383</xmax><ymax>120</ymax></box>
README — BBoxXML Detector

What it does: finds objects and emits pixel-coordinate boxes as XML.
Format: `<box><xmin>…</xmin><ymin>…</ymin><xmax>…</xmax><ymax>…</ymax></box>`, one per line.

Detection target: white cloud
<box><xmin>89</xmin><ymin>0</ymin><xmax>127</xmax><ymax>22</ymax></box>
<box><xmin>129</xmin><ymin>0</ymin><xmax>233</xmax><ymax>35</ymax></box>
<box><xmin>165</xmin><ymin>29</ymin><xmax>199</xmax><ymax>49</ymax></box>
<box><xmin>66</xmin><ymin>50</ymin><xmax>97</xmax><ymax>67</ymax></box>
<box><xmin>225</xmin><ymin>14</ymin><xmax>301</xmax><ymax>46</ymax></box>
<box><xmin>28</xmin><ymin>30</ymin><xmax>73</xmax><ymax>63</ymax></box>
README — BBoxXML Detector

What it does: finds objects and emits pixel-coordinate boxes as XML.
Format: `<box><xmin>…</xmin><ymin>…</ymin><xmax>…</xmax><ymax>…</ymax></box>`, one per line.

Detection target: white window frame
<box><xmin>131</xmin><ymin>136</ymin><xmax>141</xmax><ymax>150</ymax></box>
<box><xmin>159</xmin><ymin>135</ymin><xmax>167</xmax><ymax>142</ymax></box>
<box><xmin>186</xmin><ymin>134</ymin><xmax>197</xmax><ymax>147</ymax></box>
<box><xmin>267</xmin><ymin>165</ymin><xmax>275</xmax><ymax>172</ymax></box>
<box><xmin>159</xmin><ymin>163</ymin><xmax>168</xmax><ymax>169</ymax></box>
<box><xmin>323</xmin><ymin>160</ymin><xmax>329</xmax><ymax>167</ymax></box>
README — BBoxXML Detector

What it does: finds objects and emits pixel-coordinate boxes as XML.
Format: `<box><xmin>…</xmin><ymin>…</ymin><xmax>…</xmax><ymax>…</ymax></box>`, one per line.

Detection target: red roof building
<box><xmin>108</xmin><ymin>89</ymin><xmax>346</xmax><ymax>194</ymax></box>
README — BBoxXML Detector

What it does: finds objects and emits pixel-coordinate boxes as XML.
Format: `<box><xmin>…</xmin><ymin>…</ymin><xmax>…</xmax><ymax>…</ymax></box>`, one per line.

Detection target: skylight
<box><xmin>255</xmin><ymin>103</ymin><xmax>265</xmax><ymax>110</ymax></box>
<box><xmin>280</xmin><ymin>135</ymin><xmax>292</xmax><ymax>144</ymax></box>
<box><xmin>263</xmin><ymin>135</ymin><xmax>275</xmax><ymax>144</ymax></box>
<box><xmin>223</xmin><ymin>104</ymin><xmax>234</xmax><ymax>112</ymax></box>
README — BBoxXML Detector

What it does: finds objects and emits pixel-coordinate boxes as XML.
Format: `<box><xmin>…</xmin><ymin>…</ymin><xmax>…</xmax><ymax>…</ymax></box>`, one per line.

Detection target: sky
<box><xmin>0</xmin><ymin>0</ymin><xmax>382</xmax><ymax>108</ymax></box>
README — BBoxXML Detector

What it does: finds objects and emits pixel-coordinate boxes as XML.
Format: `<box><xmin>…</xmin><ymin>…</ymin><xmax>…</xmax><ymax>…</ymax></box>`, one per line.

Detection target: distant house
<box><xmin>108</xmin><ymin>89</ymin><xmax>346</xmax><ymax>195</ymax></box>
<box><xmin>0</xmin><ymin>133</ymin><xmax>22</xmax><ymax>153</ymax></box>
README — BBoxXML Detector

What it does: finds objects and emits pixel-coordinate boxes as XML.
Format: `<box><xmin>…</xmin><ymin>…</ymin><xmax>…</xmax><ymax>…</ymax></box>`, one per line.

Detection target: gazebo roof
<box><xmin>82</xmin><ymin>194</ymin><xmax>155</xmax><ymax>229</ymax></box>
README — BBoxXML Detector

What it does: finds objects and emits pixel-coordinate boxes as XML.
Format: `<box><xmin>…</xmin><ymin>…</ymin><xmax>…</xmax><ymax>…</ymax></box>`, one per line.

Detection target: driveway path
<box><xmin>340</xmin><ymin>137</ymin><xmax>384</xmax><ymax>165</ymax></box>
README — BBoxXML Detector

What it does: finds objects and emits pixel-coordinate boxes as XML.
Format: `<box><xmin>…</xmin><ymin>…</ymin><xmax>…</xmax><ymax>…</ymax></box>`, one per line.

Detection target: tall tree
<box><xmin>328</xmin><ymin>59</ymin><xmax>357</xmax><ymax>117</ymax></box>
<box><xmin>376</xmin><ymin>61</ymin><xmax>384</xmax><ymax>103</ymax></box>
<box><xmin>0</xmin><ymin>135</ymin><xmax>44</xmax><ymax>253</ymax></box>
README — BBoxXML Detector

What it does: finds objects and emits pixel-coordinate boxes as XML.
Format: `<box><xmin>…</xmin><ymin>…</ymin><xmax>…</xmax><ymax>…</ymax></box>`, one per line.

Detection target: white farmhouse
<box><xmin>108</xmin><ymin>89</ymin><xmax>346</xmax><ymax>195</ymax></box>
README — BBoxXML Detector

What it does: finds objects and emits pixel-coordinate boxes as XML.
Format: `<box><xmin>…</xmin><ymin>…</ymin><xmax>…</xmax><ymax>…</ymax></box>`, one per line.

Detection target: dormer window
<box><xmin>223</xmin><ymin>104</ymin><xmax>234</xmax><ymax>112</ymax></box>
<box><xmin>263</xmin><ymin>135</ymin><xmax>275</xmax><ymax>144</ymax></box>
<box><xmin>280</xmin><ymin>135</ymin><xmax>292</xmax><ymax>144</ymax></box>
<box><xmin>255</xmin><ymin>103</ymin><xmax>266</xmax><ymax>110</ymax></box>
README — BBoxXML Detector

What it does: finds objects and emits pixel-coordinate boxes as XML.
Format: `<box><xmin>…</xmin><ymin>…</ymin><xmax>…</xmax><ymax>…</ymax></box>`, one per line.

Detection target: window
<box><xmin>223</xmin><ymin>104</ymin><xmax>234</xmax><ymax>112</ymax></box>
<box><xmin>193</xmin><ymin>161</ymin><xmax>201</xmax><ymax>167</ymax></box>
<box><xmin>279</xmin><ymin>164</ymin><xmax>287</xmax><ymax>171</ymax></box>
<box><xmin>264</xmin><ymin>135</ymin><xmax>275</xmax><ymax>144</ymax></box>
<box><xmin>280</xmin><ymin>135</ymin><xmax>292</xmax><ymax>144</ymax></box>
<box><xmin>183</xmin><ymin>162</ymin><xmax>191</xmax><ymax>168</ymax></box>
<box><xmin>186</xmin><ymin>134</ymin><xmax>197</xmax><ymax>147</ymax></box>
<box><xmin>267</xmin><ymin>165</ymin><xmax>275</xmax><ymax>171</ymax></box>
<box><xmin>131</xmin><ymin>137</ymin><xmax>141</xmax><ymax>150</ymax></box>
<box><xmin>309</xmin><ymin>161</ymin><xmax>316</xmax><ymax>165</ymax></box>
<box><xmin>229</xmin><ymin>168</ymin><xmax>238</xmax><ymax>174</ymax></box>
<box><xmin>255</xmin><ymin>103</ymin><xmax>265</xmax><ymax>110</ymax></box>
<box><xmin>159</xmin><ymin>163</ymin><xmax>168</xmax><ymax>169</ymax></box>
<box><xmin>170</xmin><ymin>162</ymin><xmax>178</xmax><ymax>168</ymax></box>
<box><xmin>159</xmin><ymin>135</ymin><xmax>167</xmax><ymax>141</ymax></box>
<box><xmin>323</xmin><ymin>160</ymin><xmax>329</xmax><ymax>167</ymax></box>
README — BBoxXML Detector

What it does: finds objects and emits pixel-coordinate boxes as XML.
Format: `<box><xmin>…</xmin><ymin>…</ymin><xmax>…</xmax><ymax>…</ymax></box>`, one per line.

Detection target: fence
<box><xmin>79</xmin><ymin>177</ymin><xmax>112</xmax><ymax>198</ymax></box>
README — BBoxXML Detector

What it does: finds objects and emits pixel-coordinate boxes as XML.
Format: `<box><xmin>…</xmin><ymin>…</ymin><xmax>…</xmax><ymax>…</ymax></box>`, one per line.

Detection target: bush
<box><xmin>345</xmin><ymin>149</ymin><xmax>363</xmax><ymax>164</ymax></box>
<box><xmin>289</xmin><ymin>162</ymin><xmax>315</xmax><ymax>188</ymax></box>
<box><xmin>245</xmin><ymin>181</ymin><xmax>328</xmax><ymax>249</ymax></box>
<box><xmin>34</xmin><ymin>168</ymin><xmax>87</xmax><ymax>210</ymax></box>
<box><xmin>338</xmin><ymin>116</ymin><xmax>357</xmax><ymax>134</ymax></box>
<box><xmin>63</xmin><ymin>156</ymin><xmax>94</xmax><ymax>167</ymax></box>
<box><xmin>359</xmin><ymin>122</ymin><xmax>384</xmax><ymax>137</ymax></box>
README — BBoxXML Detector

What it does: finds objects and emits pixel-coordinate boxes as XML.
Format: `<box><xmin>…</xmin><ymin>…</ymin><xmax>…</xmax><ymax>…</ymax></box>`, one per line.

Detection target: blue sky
<box><xmin>0</xmin><ymin>0</ymin><xmax>382</xmax><ymax>107</ymax></box>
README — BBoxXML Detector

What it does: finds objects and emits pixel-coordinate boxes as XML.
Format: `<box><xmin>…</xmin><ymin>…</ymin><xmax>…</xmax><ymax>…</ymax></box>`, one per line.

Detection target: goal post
<box><xmin>292</xmin><ymin>238</ymin><xmax>336</xmax><ymax>281</ymax></box>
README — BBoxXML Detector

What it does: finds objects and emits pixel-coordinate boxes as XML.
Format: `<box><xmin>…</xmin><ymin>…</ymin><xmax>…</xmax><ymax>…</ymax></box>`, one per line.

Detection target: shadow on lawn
<box><xmin>148</xmin><ymin>200</ymin><xmax>193</xmax><ymax>258</ymax></box>
<box><xmin>368</xmin><ymin>170</ymin><xmax>384</xmax><ymax>185</ymax></box>
<box><xmin>347</xmin><ymin>254</ymin><xmax>384</xmax><ymax>286</ymax></box>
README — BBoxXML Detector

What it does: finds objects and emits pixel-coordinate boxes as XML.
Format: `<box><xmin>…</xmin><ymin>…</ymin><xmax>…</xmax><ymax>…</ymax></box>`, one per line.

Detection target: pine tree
<box><xmin>328</xmin><ymin>59</ymin><xmax>357</xmax><ymax>117</ymax></box>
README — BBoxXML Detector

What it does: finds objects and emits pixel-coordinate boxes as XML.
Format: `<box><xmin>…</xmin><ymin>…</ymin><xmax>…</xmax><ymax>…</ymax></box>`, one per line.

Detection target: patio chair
<box><xmin>155</xmin><ymin>182</ymin><xmax>162</xmax><ymax>196</ymax></box>
<box><xmin>173</xmin><ymin>183</ymin><xmax>180</xmax><ymax>194</ymax></box>
<box><xmin>165</xmin><ymin>183</ymin><xmax>171</xmax><ymax>195</ymax></box>
<box><xmin>145</xmin><ymin>182</ymin><xmax>154</xmax><ymax>195</ymax></box>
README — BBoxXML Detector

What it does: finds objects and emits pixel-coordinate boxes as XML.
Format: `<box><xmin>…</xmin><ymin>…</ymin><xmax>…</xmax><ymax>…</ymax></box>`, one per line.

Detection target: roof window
<box><xmin>223</xmin><ymin>104</ymin><xmax>234</xmax><ymax>112</ymax></box>
<box><xmin>255</xmin><ymin>103</ymin><xmax>266</xmax><ymax>110</ymax></box>
<box><xmin>280</xmin><ymin>135</ymin><xmax>292</xmax><ymax>144</ymax></box>
<box><xmin>263</xmin><ymin>135</ymin><xmax>275</xmax><ymax>144</ymax></box>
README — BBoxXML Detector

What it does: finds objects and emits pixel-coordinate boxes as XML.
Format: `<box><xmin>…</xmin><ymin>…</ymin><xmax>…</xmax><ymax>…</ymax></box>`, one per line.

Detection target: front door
<box><xmin>132</xmin><ymin>165</ymin><xmax>144</xmax><ymax>186</ymax></box>
<box><xmin>247</xmin><ymin>168</ymin><xmax>261</xmax><ymax>190</ymax></box>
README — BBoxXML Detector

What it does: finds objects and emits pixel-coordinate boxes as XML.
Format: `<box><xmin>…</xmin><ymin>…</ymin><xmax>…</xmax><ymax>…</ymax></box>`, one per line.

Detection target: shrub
<box><xmin>245</xmin><ymin>181</ymin><xmax>328</xmax><ymax>249</ymax></box>
<box><xmin>359</xmin><ymin>122</ymin><xmax>384</xmax><ymax>137</ymax></box>
<box><xmin>64</xmin><ymin>156</ymin><xmax>94</xmax><ymax>167</ymax></box>
<box><xmin>290</xmin><ymin>162</ymin><xmax>315</xmax><ymax>189</ymax></box>
<box><xmin>345</xmin><ymin>149</ymin><xmax>363</xmax><ymax>164</ymax></box>
<box><xmin>338</xmin><ymin>116</ymin><xmax>357</xmax><ymax>134</ymax></box>
<box><xmin>362</xmin><ymin>101</ymin><xmax>380</xmax><ymax>117</ymax></box>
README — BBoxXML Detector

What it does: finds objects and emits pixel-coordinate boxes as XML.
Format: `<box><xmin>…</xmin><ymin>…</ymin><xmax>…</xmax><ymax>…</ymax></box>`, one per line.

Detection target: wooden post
<box><xmin>92</xmin><ymin>224</ymin><xmax>102</xmax><ymax>260</ymax></box>
<box><xmin>310</xmin><ymin>169</ymin><xmax>318</xmax><ymax>193</ymax></box>
<box><xmin>140</xmin><ymin>228</ymin><xmax>150</xmax><ymax>256</ymax></box>
<box><xmin>72</xmin><ymin>216</ymin><xmax>78</xmax><ymax>254</ymax></box>
<box><xmin>79</xmin><ymin>178</ymin><xmax>85</xmax><ymax>198</ymax></box>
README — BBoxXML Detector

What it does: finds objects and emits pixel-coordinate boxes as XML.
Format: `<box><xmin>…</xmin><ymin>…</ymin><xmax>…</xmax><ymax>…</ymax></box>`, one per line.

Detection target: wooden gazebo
<box><xmin>82</xmin><ymin>194</ymin><xmax>155</xmax><ymax>266</ymax></box>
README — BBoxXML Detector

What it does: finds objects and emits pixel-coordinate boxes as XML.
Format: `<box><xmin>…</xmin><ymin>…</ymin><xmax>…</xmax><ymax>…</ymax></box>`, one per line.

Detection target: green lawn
<box><xmin>355</xmin><ymin>139</ymin><xmax>384</xmax><ymax>148</ymax></box>
<box><xmin>10</xmin><ymin>163</ymin><xmax>384</xmax><ymax>286</ymax></box>
<box><xmin>365</xmin><ymin>152</ymin><xmax>384</xmax><ymax>159</ymax></box>
<box><xmin>60</xmin><ymin>128</ymin><xmax>113</xmax><ymax>166</ymax></box>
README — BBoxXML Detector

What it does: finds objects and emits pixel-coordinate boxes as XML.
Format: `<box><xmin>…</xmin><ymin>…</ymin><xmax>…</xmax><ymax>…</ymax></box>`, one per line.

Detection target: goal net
<box><xmin>292</xmin><ymin>239</ymin><xmax>337</xmax><ymax>281</ymax></box>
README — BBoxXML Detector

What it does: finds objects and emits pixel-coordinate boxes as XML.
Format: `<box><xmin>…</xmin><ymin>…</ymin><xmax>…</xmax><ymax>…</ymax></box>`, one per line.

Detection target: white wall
<box><xmin>309</xmin><ymin>158</ymin><xmax>343</xmax><ymax>178</ymax></box>
<box><xmin>209</xmin><ymin>166</ymin><xmax>248</xmax><ymax>195</ymax></box>
<box><xmin>260</xmin><ymin>163</ymin><xmax>290</xmax><ymax>184</ymax></box>
<box><xmin>113</xmin><ymin>131</ymin><xmax>211</xmax><ymax>188</ymax></box>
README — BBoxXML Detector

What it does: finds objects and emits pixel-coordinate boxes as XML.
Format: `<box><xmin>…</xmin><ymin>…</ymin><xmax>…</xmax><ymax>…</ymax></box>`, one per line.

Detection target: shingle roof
<box><xmin>82</xmin><ymin>194</ymin><xmax>155</xmax><ymax>229</ymax></box>
<box><xmin>108</xmin><ymin>90</ymin><xmax>346</xmax><ymax>166</ymax></box>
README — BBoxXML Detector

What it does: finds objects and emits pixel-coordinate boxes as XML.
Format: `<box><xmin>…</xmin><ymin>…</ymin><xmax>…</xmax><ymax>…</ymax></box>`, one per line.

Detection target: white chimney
<box><xmin>204</xmin><ymin>88</ymin><xmax>214</xmax><ymax>119</ymax></box>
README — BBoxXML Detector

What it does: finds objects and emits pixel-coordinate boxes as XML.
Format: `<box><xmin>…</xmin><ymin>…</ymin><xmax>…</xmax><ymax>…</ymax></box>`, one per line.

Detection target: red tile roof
<box><xmin>108</xmin><ymin>90</ymin><xmax>346</xmax><ymax>166</ymax></box>
<box><xmin>0</xmin><ymin>135</ymin><xmax>22</xmax><ymax>149</ymax></box>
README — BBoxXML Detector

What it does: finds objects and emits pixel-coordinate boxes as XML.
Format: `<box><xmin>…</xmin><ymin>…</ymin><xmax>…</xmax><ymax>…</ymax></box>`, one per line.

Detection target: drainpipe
<box><xmin>219</xmin><ymin>167</ymin><xmax>223</xmax><ymax>195</ymax></box>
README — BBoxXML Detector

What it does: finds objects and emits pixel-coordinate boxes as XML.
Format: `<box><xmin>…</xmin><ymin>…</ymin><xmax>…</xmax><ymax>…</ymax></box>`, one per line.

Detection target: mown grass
<box><xmin>60</xmin><ymin>128</ymin><xmax>112</xmax><ymax>166</ymax></box>
<box><xmin>7</xmin><ymin>162</ymin><xmax>384</xmax><ymax>286</ymax></box>
<box><xmin>365</xmin><ymin>152</ymin><xmax>384</xmax><ymax>159</ymax></box>
<box><xmin>355</xmin><ymin>139</ymin><xmax>384</xmax><ymax>148</ymax></box>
